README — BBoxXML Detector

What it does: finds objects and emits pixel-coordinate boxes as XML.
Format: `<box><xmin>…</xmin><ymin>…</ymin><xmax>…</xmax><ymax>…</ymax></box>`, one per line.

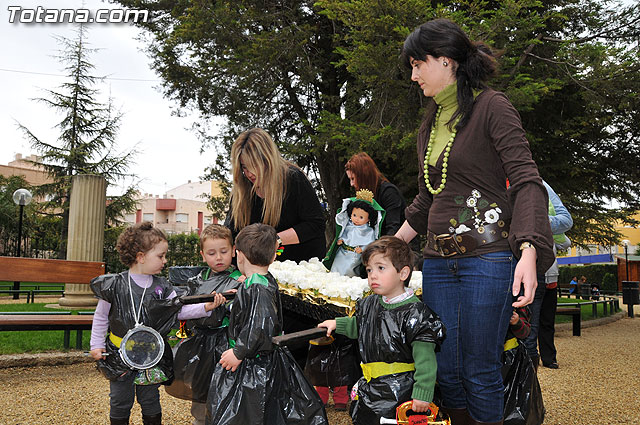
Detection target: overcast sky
<box><xmin>0</xmin><ymin>0</ymin><xmax>221</xmax><ymax>196</ymax></box>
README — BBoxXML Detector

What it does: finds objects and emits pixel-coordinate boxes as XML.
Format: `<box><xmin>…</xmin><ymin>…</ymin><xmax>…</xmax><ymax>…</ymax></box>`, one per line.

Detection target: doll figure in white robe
<box><xmin>330</xmin><ymin>199</ymin><xmax>379</xmax><ymax>277</ymax></box>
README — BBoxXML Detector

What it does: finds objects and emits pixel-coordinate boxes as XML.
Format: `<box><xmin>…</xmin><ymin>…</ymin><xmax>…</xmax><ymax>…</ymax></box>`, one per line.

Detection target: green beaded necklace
<box><xmin>424</xmin><ymin>105</ymin><xmax>458</xmax><ymax>195</ymax></box>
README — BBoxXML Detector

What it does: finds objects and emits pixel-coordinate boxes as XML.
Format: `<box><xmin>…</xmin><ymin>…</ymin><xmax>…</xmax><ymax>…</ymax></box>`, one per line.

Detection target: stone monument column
<box><xmin>58</xmin><ymin>174</ymin><xmax>107</xmax><ymax>307</ymax></box>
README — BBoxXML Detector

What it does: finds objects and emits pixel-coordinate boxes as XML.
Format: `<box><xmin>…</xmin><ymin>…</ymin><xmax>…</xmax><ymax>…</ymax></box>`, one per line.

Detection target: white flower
<box><xmin>471</xmin><ymin>189</ymin><xmax>481</xmax><ymax>198</ymax></box>
<box><xmin>466</xmin><ymin>197</ymin><xmax>477</xmax><ymax>207</ymax></box>
<box><xmin>269</xmin><ymin>257</ymin><xmax>372</xmax><ymax>301</ymax></box>
<box><xmin>484</xmin><ymin>208</ymin><xmax>500</xmax><ymax>224</ymax></box>
<box><xmin>409</xmin><ymin>271</ymin><xmax>422</xmax><ymax>291</ymax></box>
<box><xmin>449</xmin><ymin>226</ymin><xmax>456</xmax><ymax>233</ymax></box>
<box><xmin>455</xmin><ymin>224</ymin><xmax>471</xmax><ymax>234</ymax></box>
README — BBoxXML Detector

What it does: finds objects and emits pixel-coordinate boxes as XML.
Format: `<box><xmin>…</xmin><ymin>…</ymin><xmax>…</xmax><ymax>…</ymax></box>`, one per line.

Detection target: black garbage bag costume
<box><xmin>90</xmin><ymin>272</ymin><xmax>182</xmax><ymax>384</ymax></box>
<box><xmin>165</xmin><ymin>267</ymin><xmax>242</xmax><ymax>402</ymax></box>
<box><xmin>336</xmin><ymin>294</ymin><xmax>445</xmax><ymax>425</ymax></box>
<box><xmin>304</xmin><ymin>333</ymin><xmax>361</xmax><ymax>389</ymax></box>
<box><xmin>502</xmin><ymin>308</ymin><xmax>545</xmax><ymax>425</ymax></box>
<box><xmin>205</xmin><ymin>272</ymin><xmax>328</xmax><ymax>425</ymax></box>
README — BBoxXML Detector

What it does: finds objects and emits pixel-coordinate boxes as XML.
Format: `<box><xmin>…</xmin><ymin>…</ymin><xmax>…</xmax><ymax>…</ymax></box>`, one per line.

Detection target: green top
<box><xmin>428</xmin><ymin>82</ymin><xmax>459</xmax><ymax>166</ymax></box>
<box><xmin>244</xmin><ymin>273</ymin><xmax>269</xmax><ymax>289</ymax></box>
<box><xmin>335</xmin><ymin>295</ymin><xmax>437</xmax><ymax>402</ymax></box>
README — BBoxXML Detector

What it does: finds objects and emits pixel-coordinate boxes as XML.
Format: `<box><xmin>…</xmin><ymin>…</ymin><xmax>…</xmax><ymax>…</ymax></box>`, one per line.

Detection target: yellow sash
<box><xmin>361</xmin><ymin>361</ymin><xmax>415</xmax><ymax>382</ymax></box>
<box><xmin>109</xmin><ymin>332</ymin><xmax>123</xmax><ymax>348</ymax></box>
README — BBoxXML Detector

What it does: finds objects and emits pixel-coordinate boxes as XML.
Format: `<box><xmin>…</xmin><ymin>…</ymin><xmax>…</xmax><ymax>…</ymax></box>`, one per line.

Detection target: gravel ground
<box><xmin>1</xmin><ymin>298</ymin><xmax>638</xmax><ymax>424</ymax></box>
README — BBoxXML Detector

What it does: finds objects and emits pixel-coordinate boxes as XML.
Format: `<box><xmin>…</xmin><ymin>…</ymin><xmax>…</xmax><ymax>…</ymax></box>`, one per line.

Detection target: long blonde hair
<box><xmin>230</xmin><ymin>128</ymin><xmax>290</xmax><ymax>228</ymax></box>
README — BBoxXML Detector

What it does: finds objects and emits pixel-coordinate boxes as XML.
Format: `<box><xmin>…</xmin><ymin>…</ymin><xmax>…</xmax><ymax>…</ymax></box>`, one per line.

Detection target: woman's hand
<box><xmin>277</xmin><ymin>228</ymin><xmax>300</xmax><ymax>246</ymax></box>
<box><xmin>337</xmin><ymin>239</ymin><xmax>343</xmax><ymax>245</ymax></box>
<box><xmin>219</xmin><ymin>349</ymin><xmax>242</xmax><ymax>371</ymax></box>
<box><xmin>317</xmin><ymin>320</ymin><xmax>336</xmax><ymax>337</ymax></box>
<box><xmin>512</xmin><ymin>247</ymin><xmax>537</xmax><ymax>307</ymax></box>
<box><xmin>89</xmin><ymin>348</ymin><xmax>105</xmax><ymax>361</ymax></box>
<box><xmin>395</xmin><ymin>221</ymin><xmax>418</xmax><ymax>243</ymax></box>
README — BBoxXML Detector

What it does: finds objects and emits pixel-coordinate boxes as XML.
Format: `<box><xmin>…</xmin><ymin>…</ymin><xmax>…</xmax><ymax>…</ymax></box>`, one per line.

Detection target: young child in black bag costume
<box><xmin>319</xmin><ymin>236</ymin><xmax>445</xmax><ymax>424</ymax></box>
<box><xmin>89</xmin><ymin>222</ymin><xmax>225</xmax><ymax>425</ymax></box>
<box><xmin>165</xmin><ymin>224</ymin><xmax>243</xmax><ymax>425</ymax></box>
<box><xmin>206</xmin><ymin>223</ymin><xmax>328</xmax><ymax>425</ymax></box>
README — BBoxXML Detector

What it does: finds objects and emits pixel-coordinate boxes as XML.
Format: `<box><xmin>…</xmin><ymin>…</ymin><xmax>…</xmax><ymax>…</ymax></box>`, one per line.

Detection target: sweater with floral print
<box><xmin>405</xmin><ymin>85</ymin><xmax>554</xmax><ymax>273</ymax></box>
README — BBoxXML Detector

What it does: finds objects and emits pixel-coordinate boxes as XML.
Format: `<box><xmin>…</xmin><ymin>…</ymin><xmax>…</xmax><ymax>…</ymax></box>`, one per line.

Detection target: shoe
<box><xmin>334</xmin><ymin>403</ymin><xmax>347</xmax><ymax>411</ymax></box>
<box><xmin>543</xmin><ymin>362</ymin><xmax>559</xmax><ymax>369</ymax></box>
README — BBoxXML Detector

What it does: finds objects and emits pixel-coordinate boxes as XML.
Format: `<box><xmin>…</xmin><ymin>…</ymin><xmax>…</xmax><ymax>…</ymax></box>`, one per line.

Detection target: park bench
<box><xmin>0</xmin><ymin>256</ymin><xmax>104</xmax><ymax>349</ymax></box>
<box><xmin>0</xmin><ymin>256</ymin><xmax>105</xmax><ymax>302</ymax></box>
<box><xmin>0</xmin><ymin>313</ymin><xmax>94</xmax><ymax>349</ymax></box>
<box><xmin>556</xmin><ymin>306</ymin><xmax>582</xmax><ymax>336</ymax></box>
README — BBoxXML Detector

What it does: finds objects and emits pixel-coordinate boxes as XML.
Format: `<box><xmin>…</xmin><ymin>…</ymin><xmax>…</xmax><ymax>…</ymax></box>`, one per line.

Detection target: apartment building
<box><xmin>123</xmin><ymin>180</ymin><xmax>224</xmax><ymax>235</ymax></box>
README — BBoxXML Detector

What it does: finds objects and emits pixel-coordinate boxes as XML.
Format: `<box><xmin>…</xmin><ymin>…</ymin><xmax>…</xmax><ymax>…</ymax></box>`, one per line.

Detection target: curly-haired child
<box><xmin>89</xmin><ymin>222</ymin><xmax>225</xmax><ymax>425</ymax></box>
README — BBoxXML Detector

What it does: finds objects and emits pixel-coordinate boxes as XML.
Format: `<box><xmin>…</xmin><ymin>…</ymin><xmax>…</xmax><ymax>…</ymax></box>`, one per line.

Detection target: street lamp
<box><xmin>622</xmin><ymin>239</ymin><xmax>630</xmax><ymax>282</ymax></box>
<box><xmin>12</xmin><ymin>188</ymin><xmax>32</xmax><ymax>300</ymax></box>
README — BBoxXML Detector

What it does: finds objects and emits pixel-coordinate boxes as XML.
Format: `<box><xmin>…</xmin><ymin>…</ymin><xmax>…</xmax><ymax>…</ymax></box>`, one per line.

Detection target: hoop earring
<box><xmin>443</xmin><ymin>61</ymin><xmax>448</xmax><ymax>67</ymax></box>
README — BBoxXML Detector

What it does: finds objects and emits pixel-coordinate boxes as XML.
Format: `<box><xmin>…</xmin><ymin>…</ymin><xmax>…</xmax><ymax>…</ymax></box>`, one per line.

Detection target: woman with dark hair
<box><xmin>345</xmin><ymin>152</ymin><xmax>407</xmax><ymax>236</ymax></box>
<box><xmin>395</xmin><ymin>19</ymin><xmax>554</xmax><ymax>424</ymax></box>
<box><xmin>224</xmin><ymin>128</ymin><xmax>326</xmax><ymax>263</ymax></box>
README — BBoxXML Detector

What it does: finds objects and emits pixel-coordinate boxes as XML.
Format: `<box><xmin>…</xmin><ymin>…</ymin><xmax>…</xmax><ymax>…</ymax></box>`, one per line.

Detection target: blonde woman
<box><xmin>224</xmin><ymin>128</ymin><xmax>326</xmax><ymax>263</ymax></box>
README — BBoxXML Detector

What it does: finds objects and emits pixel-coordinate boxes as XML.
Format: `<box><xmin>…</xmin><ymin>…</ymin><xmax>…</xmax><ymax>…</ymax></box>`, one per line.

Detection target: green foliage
<box><xmin>104</xmin><ymin>225</ymin><xmax>127</xmax><ymax>274</ymax></box>
<box><xmin>0</xmin><ymin>175</ymin><xmax>34</xmax><ymax>256</ymax></box>
<box><xmin>15</xmin><ymin>24</ymin><xmax>138</xmax><ymax>258</ymax></box>
<box><xmin>166</xmin><ymin>232</ymin><xmax>204</xmax><ymax>269</ymax></box>
<box><xmin>601</xmin><ymin>272</ymin><xmax>618</xmax><ymax>292</ymax></box>
<box><xmin>558</xmin><ymin>264</ymin><xmax>618</xmax><ymax>287</ymax></box>
<box><xmin>0</xmin><ymin>175</ymin><xmax>62</xmax><ymax>257</ymax></box>
<box><xmin>117</xmin><ymin>0</ymin><xmax>640</xmax><ymax>247</ymax></box>
<box><xmin>103</xmin><ymin>227</ymin><xmax>205</xmax><ymax>274</ymax></box>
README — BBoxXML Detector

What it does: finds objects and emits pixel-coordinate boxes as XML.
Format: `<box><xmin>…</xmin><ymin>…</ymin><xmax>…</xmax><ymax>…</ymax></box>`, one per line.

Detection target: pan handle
<box><xmin>178</xmin><ymin>291</ymin><xmax>235</xmax><ymax>304</ymax></box>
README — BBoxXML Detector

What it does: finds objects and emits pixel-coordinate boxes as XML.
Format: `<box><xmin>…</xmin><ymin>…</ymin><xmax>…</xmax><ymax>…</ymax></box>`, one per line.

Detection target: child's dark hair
<box><xmin>200</xmin><ymin>224</ymin><xmax>233</xmax><ymax>249</ymax></box>
<box><xmin>116</xmin><ymin>222</ymin><xmax>167</xmax><ymax>267</ymax></box>
<box><xmin>235</xmin><ymin>223</ymin><xmax>278</xmax><ymax>267</ymax></box>
<box><xmin>362</xmin><ymin>236</ymin><xmax>412</xmax><ymax>285</ymax></box>
<box><xmin>347</xmin><ymin>200</ymin><xmax>378</xmax><ymax>228</ymax></box>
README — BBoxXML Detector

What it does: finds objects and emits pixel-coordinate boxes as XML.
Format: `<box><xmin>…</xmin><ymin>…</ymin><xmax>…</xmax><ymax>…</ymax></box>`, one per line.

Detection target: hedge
<box><xmin>558</xmin><ymin>264</ymin><xmax>619</xmax><ymax>291</ymax></box>
<box><xmin>103</xmin><ymin>227</ymin><xmax>204</xmax><ymax>275</ymax></box>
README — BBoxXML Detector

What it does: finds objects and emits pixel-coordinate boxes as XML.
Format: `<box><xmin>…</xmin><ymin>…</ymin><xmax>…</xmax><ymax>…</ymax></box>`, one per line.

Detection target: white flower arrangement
<box><xmin>269</xmin><ymin>257</ymin><xmax>423</xmax><ymax>303</ymax></box>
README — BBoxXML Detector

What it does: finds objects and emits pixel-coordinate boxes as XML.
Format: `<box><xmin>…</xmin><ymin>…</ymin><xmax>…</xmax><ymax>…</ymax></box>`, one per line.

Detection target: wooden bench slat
<box><xmin>0</xmin><ymin>257</ymin><xmax>104</xmax><ymax>284</ymax></box>
<box><xmin>0</xmin><ymin>314</ymin><xmax>94</xmax><ymax>349</ymax></box>
<box><xmin>0</xmin><ymin>315</ymin><xmax>94</xmax><ymax>327</ymax></box>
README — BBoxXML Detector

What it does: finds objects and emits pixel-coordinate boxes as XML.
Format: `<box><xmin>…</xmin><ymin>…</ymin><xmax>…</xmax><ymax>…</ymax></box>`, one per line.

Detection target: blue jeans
<box><xmin>422</xmin><ymin>251</ymin><xmax>516</xmax><ymax>423</ymax></box>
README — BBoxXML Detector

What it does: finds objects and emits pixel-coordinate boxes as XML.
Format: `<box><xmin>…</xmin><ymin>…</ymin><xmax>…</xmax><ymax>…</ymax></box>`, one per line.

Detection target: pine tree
<box><xmin>17</xmin><ymin>24</ymin><xmax>137</xmax><ymax>258</ymax></box>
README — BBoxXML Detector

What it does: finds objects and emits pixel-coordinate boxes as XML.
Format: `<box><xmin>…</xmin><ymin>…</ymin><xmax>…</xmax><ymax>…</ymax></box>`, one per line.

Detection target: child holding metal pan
<box><xmin>89</xmin><ymin>222</ymin><xmax>225</xmax><ymax>425</ymax></box>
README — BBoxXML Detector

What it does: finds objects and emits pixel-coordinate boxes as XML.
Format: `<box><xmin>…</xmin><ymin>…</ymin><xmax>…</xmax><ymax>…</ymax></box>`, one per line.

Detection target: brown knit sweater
<box><xmin>405</xmin><ymin>88</ymin><xmax>554</xmax><ymax>273</ymax></box>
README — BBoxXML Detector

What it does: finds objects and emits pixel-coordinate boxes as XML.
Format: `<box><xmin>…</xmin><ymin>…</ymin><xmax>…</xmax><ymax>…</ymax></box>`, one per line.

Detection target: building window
<box><xmin>176</xmin><ymin>213</ymin><xmax>189</xmax><ymax>223</ymax></box>
<box><xmin>143</xmin><ymin>213</ymin><xmax>154</xmax><ymax>222</ymax></box>
<box><xmin>124</xmin><ymin>213</ymin><xmax>135</xmax><ymax>224</ymax></box>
